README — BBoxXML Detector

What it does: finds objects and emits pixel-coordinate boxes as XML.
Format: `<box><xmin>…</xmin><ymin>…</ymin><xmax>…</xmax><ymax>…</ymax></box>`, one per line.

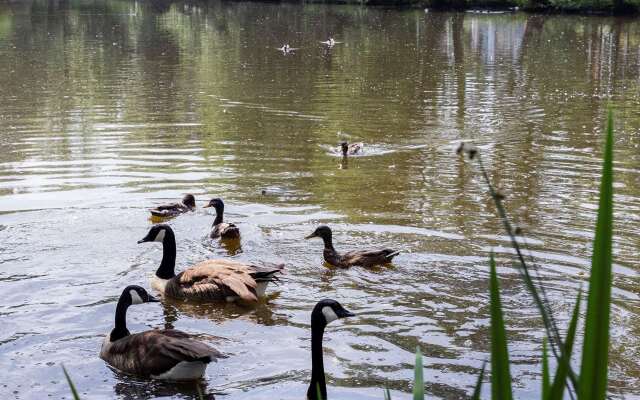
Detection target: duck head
<box><xmin>138</xmin><ymin>224</ymin><xmax>172</xmax><ymax>244</ymax></box>
<box><xmin>120</xmin><ymin>285</ymin><xmax>159</xmax><ymax>305</ymax></box>
<box><xmin>203</xmin><ymin>198</ymin><xmax>224</xmax><ymax>212</ymax></box>
<box><xmin>305</xmin><ymin>225</ymin><xmax>332</xmax><ymax>241</ymax></box>
<box><xmin>182</xmin><ymin>194</ymin><xmax>196</xmax><ymax>209</ymax></box>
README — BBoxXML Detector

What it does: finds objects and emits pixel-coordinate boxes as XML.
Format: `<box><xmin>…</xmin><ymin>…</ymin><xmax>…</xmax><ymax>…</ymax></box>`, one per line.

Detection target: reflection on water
<box><xmin>0</xmin><ymin>1</ymin><xmax>639</xmax><ymax>399</ymax></box>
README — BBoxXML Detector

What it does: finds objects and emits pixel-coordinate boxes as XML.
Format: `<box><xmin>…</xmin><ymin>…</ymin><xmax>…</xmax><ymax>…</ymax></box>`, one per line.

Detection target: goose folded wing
<box><xmin>179</xmin><ymin>262</ymin><xmax>258</xmax><ymax>301</ymax></box>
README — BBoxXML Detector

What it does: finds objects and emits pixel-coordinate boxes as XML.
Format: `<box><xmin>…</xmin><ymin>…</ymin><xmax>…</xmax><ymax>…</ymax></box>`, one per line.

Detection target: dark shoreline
<box><xmin>220</xmin><ymin>0</ymin><xmax>640</xmax><ymax>15</ymax></box>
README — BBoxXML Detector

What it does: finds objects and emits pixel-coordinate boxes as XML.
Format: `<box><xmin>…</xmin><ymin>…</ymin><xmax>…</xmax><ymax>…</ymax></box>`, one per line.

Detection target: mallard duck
<box><xmin>150</xmin><ymin>194</ymin><xmax>196</xmax><ymax>218</ymax></box>
<box><xmin>305</xmin><ymin>225</ymin><xmax>399</xmax><ymax>268</ymax></box>
<box><xmin>138</xmin><ymin>225</ymin><xmax>282</xmax><ymax>302</ymax></box>
<box><xmin>100</xmin><ymin>285</ymin><xmax>224</xmax><ymax>380</ymax></box>
<box><xmin>204</xmin><ymin>198</ymin><xmax>240</xmax><ymax>239</ymax></box>
<box><xmin>306</xmin><ymin>299</ymin><xmax>355</xmax><ymax>400</ymax></box>
<box><xmin>340</xmin><ymin>141</ymin><xmax>363</xmax><ymax>156</ymax></box>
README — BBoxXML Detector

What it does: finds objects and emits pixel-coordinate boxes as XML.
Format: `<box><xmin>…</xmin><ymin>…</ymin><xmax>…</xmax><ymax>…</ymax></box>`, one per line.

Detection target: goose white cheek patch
<box><xmin>322</xmin><ymin>306</ymin><xmax>339</xmax><ymax>324</ymax></box>
<box><xmin>154</xmin><ymin>229</ymin><xmax>165</xmax><ymax>242</ymax></box>
<box><xmin>130</xmin><ymin>290</ymin><xmax>144</xmax><ymax>305</ymax></box>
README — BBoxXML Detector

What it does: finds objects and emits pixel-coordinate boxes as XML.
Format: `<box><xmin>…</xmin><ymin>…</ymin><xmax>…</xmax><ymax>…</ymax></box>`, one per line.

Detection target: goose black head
<box><xmin>305</xmin><ymin>225</ymin><xmax>332</xmax><ymax>240</ymax></box>
<box><xmin>340</xmin><ymin>141</ymin><xmax>348</xmax><ymax>156</ymax></box>
<box><xmin>203</xmin><ymin>198</ymin><xmax>224</xmax><ymax>211</ymax></box>
<box><xmin>312</xmin><ymin>299</ymin><xmax>354</xmax><ymax>327</ymax></box>
<box><xmin>138</xmin><ymin>224</ymin><xmax>172</xmax><ymax>244</ymax></box>
<box><xmin>121</xmin><ymin>285</ymin><xmax>159</xmax><ymax>305</ymax></box>
<box><xmin>182</xmin><ymin>194</ymin><xmax>196</xmax><ymax>209</ymax></box>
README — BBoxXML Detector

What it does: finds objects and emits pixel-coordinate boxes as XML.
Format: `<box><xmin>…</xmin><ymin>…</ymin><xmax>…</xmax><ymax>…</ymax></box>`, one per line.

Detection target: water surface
<box><xmin>0</xmin><ymin>1</ymin><xmax>639</xmax><ymax>399</ymax></box>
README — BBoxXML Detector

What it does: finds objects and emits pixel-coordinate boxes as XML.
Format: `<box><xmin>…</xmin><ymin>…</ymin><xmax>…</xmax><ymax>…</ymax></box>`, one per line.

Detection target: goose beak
<box><xmin>137</xmin><ymin>238</ymin><xmax>148</xmax><ymax>244</ymax></box>
<box><xmin>339</xmin><ymin>309</ymin><xmax>355</xmax><ymax>318</ymax></box>
<box><xmin>305</xmin><ymin>233</ymin><xmax>317</xmax><ymax>239</ymax></box>
<box><xmin>147</xmin><ymin>295</ymin><xmax>160</xmax><ymax>303</ymax></box>
<box><xmin>203</xmin><ymin>204</ymin><xmax>211</xmax><ymax>208</ymax></box>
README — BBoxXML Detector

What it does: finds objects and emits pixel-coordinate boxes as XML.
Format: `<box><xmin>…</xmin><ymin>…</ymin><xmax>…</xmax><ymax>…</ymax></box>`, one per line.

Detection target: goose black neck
<box><xmin>156</xmin><ymin>229</ymin><xmax>176</xmax><ymax>280</ymax></box>
<box><xmin>213</xmin><ymin>204</ymin><xmax>224</xmax><ymax>226</ymax></box>
<box><xmin>111</xmin><ymin>296</ymin><xmax>131</xmax><ymax>341</ymax></box>
<box><xmin>307</xmin><ymin>318</ymin><xmax>327</xmax><ymax>400</ymax></box>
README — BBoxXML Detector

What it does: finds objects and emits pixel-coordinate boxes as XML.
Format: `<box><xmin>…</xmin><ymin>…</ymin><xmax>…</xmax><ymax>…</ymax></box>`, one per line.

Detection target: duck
<box><xmin>150</xmin><ymin>194</ymin><xmax>196</xmax><ymax>218</ymax></box>
<box><xmin>100</xmin><ymin>285</ymin><xmax>224</xmax><ymax>380</ymax></box>
<box><xmin>306</xmin><ymin>299</ymin><xmax>355</xmax><ymax>400</ymax></box>
<box><xmin>320</xmin><ymin>38</ymin><xmax>337</xmax><ymax>47</ymax></box>
<box><xmin>204</xmin><ymin>198</ymin><xmax>240</xmax><ymax>240</ymax></box>
<box><xmin>305</xmin><ymin>225</ymin><xmax>399</xmax><ymax>268</ymax></box>
<box><xmin>278</xmin><ymin>44</ymin><xmax>297</xmax><ymax>54</ymax></box>
<box><xmin>138</xmin><ymin>225</ymin><xmax>283</xmax><ymax>302</ymax></box>
<box><xmin>340</xmin><ymin>141</ymin><xmax>363</xmax><ymax>156</ymax></box>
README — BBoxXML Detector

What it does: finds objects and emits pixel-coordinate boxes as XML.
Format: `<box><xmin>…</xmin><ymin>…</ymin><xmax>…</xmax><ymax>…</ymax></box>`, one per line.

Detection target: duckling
<box><xmin>138</xmin><ymin>225</ymin><xmax>283</xmax><ymax>302</ymax></box>
<box><xmin>305</xmin><ymin>225</ymin><xmax>399</xmax><ymax>268</ymax></box>
<box><xmin>204</xmin><ymin>198</ymin><xmax>240</xmax><ymax>240</ymax></box>
<box><xmin>100</xmin><ymin>285</ymin><xmax>224</xmax><ymax>380</ymax></box>
<box><xmin>306</xmin><ymin>299</ymin><xmax>355</xmax><ymax>400</ymax></box>
<box><xmin>340</xmin><ymin>141</ymin><xmax>363</xmax><ymax>156</ymax></box>
<box><xmin>150</xmin><ymin>194</ymin><xmax>196</xmax><ymax>218</ymax></box>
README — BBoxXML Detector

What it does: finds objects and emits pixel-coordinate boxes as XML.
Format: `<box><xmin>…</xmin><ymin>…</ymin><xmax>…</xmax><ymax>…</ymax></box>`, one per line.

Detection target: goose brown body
<box><xmin>307</xmin><ymin>225</ymin><xmax>399</xmax><ymax>268</ymax></box>
<box><xmin>161</xmin><ymin>259</ymin><xmax>283</xmax><ymax>302</ymax></box>
<box><xmin>101</xmin><ymin>329</ymin><xmax>223</xmax><ymax>378</ymax></box>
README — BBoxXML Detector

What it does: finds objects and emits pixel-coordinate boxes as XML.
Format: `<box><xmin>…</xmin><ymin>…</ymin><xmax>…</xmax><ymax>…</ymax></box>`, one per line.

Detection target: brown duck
<box><xmin>204</xmin><ymin>198</ymin><xmax>240</xmax><ymax>239</ymax></box>
<box><xmin>305</xmin><ymin>225</ymin><xmax>399</xmax><ymax>268</ymax></box>
<box><xmin>138</xmin><ymin>225</ymin><xmax>283</xmax><ymax>302</ymax></box>
<box><xmin>340</xmin><ymin>141</ymin><xmax>363</xmax><ymax>156</ymax></box>
<box><xmin>150</xmin><ymin>194</ymin><xmax>196</xmax><ymax>218</ymax></box>
<box><xmin>100</xmin><ymin>285</ymin><xmax>224</xmax><ymax>380</ymax></box>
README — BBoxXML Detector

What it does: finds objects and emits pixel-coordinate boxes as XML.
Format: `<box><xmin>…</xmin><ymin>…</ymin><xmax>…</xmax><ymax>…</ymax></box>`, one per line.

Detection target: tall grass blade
<box><xmin>62</xmin><ymin>366</ymin><xmax>81</xmax><ymax>400</ymax></box>
<box><xmin>549</xmin><ymin>291</ymin><xmax>582</xmax><ymax>400</ymax></box>
<box><xmin>472</xmin><ymin>361</ymin><xmax>487</xmax><ymax>400</ymax></box>
<box><xmin>542</xmin><ymin>338</ymin><xmax>550</xmax><ymax>399</ymax></box>
<box><xmin>413</xmin><ymin>347</ymin><xmax>424</xmax><ymax>400</ymax></box>
<box><xmin>489</xmin><ymin>252</ymin><xmax>513</xmax><ymax>400</ymax></box>
<box><xmin>578</xmin><ymin>110</ymin><xmax>614</xmax><ymax>400</ymax></box>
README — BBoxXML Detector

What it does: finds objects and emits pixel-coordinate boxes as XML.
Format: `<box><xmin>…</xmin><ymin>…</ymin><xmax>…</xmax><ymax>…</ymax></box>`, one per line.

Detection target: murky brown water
<box><xmin>0</xmin><ymin>1</ymin><xmax>639</xmax><ymax>399</ymax></box>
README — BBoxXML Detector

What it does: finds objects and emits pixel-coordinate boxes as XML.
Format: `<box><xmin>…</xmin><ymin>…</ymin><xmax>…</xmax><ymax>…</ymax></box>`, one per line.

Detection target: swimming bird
<box><xmin>204</xmin><ymin>198</ymin><xmax>240</xmax><ymax>240</ymax></box>
<box><xmin>320</xmin><ymin>38</ymin><xmax>338</xmax><ymax>47</ymax></box>
<box><xmin>305</xmin><ymin>225</ymin><xmax>399</xmax><ymax>268</ymax></box>
<box><xmin>278</xmin><ymin>44</ymin><xmax>296</xmax><ymax>54</ymax></box>
<box><xmin>306</xmin><ymin>299</ymin><xmax>355</xmax><ymax>400</ymax></box>
<box><xmin>150</xmin><ymin>194</ymin><xmax>196</xmax><ymax>218</ymax></box>
<box><xmin>138</xmin><ymin>225</ymin><xmax>283</xmax><ymax>302</ymax></box>
<box><xmin>100</xmin><ymin>285</ymin><xmax>224</xmax><ymax>380</ymax></box>
<box><xmin>340</xmin><ymin>141</ymin><xmax>363</xmax><ymax>156</ymax></box>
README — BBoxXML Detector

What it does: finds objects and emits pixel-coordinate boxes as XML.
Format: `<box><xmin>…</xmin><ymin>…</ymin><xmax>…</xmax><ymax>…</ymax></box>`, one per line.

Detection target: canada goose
<box><xmin>150</xmin><ymin>194</ymin><xmax>196</xmax><ymax>218</ymax></box>
<box><xmin>340</xmin><ymin>141</ymin><xmax>363</xmax><ymax>156</ymax></box>
<box><xmin>305</xmin><ymin>225</ymin><xmax>399</xmax><ymax>268</ymax></box>
<box><xmin>306</xmin><ymin>299</ymin><xmax>355</xmax><ymax>400</ymax></box>
<box><xmin>138</xmin><ymin>225</ymin><xmax>283</xmax><ymax>302</ymax></box>
<box><xmin>100</xmin><ymin>285</ymin><xmax>224</xmax><ymax>380</ymax></box>
<box><xmin>204</xmin><ymin>198</ymin><xmax>240</xmax><ymax>240</ymax></box>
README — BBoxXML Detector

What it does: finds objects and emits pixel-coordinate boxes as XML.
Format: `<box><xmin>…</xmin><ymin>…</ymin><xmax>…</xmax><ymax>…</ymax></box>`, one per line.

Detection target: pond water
<box><xmin>0</xmin><ymin>1</ymin><xmax>639</xmax><ymax>399</ymax></box>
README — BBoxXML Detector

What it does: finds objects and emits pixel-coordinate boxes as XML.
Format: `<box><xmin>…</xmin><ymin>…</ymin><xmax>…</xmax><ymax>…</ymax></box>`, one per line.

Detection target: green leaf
<box><xmin>62</xmin><ymin>366</ymin><xmax>81</xmax><ymax>400</ymax></box>
<box><xmin>549</xmin><ymin>291</ymin><xmax>582</xmax><ymax>400</ymax></box>
<box><xmin>472</xmin><ymin>361</ymin><xmax>487</xmax><ymax>400</ymax></box>
<box><xmin>413</xmin><ymin>347</ymin><xmax>424</xmax><ymax>400</ymax></box>
<box><xmin>542</xmin><ymin>338</ymin><xmax>550</xmax><ymax>399</ymax></box>
<box><xmin>489</xmin><ymin>252</ymin><xmax>513</xmax><ymax>400</ymax></box>
<box><xmin>579</xmin><ymin>110</ymin><xmax>614</xmax><ymax>400</ymax></box>
<box><xmin>384</xmin><ymin>388</ymin><xmax>392</xmax><ymax>400</ymax></box>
